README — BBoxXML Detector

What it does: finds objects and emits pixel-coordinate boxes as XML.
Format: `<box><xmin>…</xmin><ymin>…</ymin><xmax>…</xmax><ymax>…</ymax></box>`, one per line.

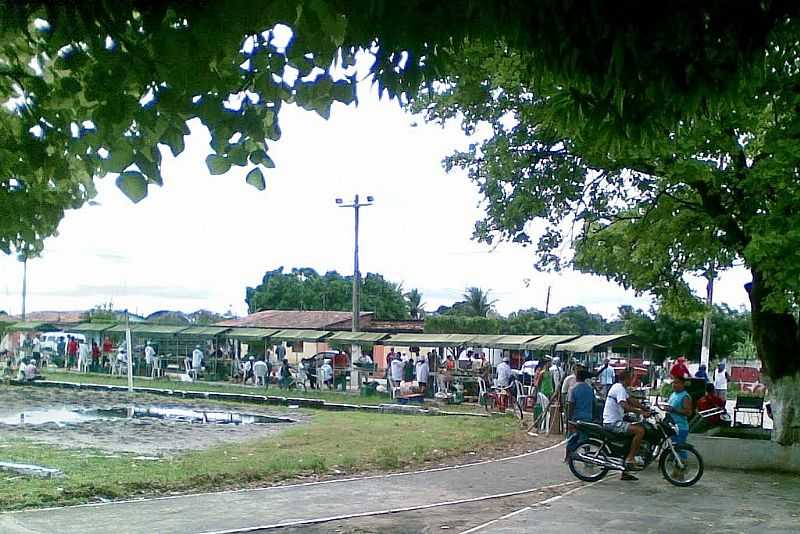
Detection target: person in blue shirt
<box><xmin>665</xmin><ymin>375</ymin><xmax>693</xmax><ymax>469</ymax></box>
<box><xmin>565</xmin><ymin>369</ymin><xmax>596</xmax><ymax>460</ymax></box>
<box><xmin>695</xmin><ymin>364</ymin><xmax>709</xmax><ymax>382</ymax></box>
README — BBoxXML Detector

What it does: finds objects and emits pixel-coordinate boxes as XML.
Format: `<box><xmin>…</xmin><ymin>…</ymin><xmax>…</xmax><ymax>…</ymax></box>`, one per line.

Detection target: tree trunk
<box><xmin>747</xmin><ymin>270</ymin><xmax>800</xmax><ymax>445</ymax></box>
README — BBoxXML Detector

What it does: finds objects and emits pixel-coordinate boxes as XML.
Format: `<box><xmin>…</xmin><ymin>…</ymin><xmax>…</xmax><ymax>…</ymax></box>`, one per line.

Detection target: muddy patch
<box><xmin>0</xmin><ymin>385</ymin><xmax>306</xmax><ymax>456</ymax></box>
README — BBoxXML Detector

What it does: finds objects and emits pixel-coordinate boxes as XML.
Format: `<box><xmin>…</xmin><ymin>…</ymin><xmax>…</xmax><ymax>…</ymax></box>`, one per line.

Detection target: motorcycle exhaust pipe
<box><xmin>574</xmin><ymin>452</ymin><xmax>624</xmax><ymax>471</ymax></box>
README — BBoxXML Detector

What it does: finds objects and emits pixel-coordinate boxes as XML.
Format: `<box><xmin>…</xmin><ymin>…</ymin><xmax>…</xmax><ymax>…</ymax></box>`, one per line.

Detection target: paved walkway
<box><xmin>0</xmin><ymin>443</ymin><xmax>573</xmax><ymax>534</ymax></box>
<box><xmin>471</xmin><ymin>466</ymin><xmax>800</xmax><ymax>533</ymax></box>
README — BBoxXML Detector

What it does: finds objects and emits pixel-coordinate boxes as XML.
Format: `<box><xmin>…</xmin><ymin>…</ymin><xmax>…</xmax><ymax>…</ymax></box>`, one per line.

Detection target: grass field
<box><xmin>0</xmin><ymin>410</ymin><xmax>524</xmax><ymax>511</ymax></box>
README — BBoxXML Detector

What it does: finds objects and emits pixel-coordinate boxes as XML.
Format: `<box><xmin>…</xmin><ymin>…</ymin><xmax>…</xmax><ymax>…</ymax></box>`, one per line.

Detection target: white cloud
<box><xmin>0</xmin><ymin>84</ymin><xmax>753</xmax><ymax>320</ymax></box>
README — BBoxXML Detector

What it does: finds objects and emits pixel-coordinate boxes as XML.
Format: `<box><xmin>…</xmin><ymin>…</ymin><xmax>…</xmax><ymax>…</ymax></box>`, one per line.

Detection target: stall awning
<box><xmin>272</xmin><ymin>329</ymin><xmax>330</xmax><ymax>342</ymax></box>
<box><xmin>522</xmin><ymin>335</ymin><xmax>580</xmax><ymax>350</ymax></box>
<box><xmin>327</xmin><ymin>332</ymin><xmax>389</xmax><ymax>344</ymax></box>
<box><xmin>8</xmin><ymin>321</ymin><xmax>58</xmax><ymax>332</ymax></box>
<box><xmin>226</xmin><ymin>328</ymin><xmax>277</xmax><ymax>341</ymax></box>
<box><xmin>472</xmin><ymin>334</ymin><xmax>543</xmax><ymax>350</ymax></box>
<box><xmin>555</xmin><ymin>334</ymin><xmax>636</xmax><ymax>353</ymax></box>
<box><xmin>384</xmin><ymin>333</ymin><xmax>475</xmax><ymax>347</ymax></box>
<box><xmin>177</xmin><ymin>326</ymin><xmax>231</xmax><ymax>337</ymax></box>
<box><xmin>69</xmin><ymin>322</ymin><xmax>117</xmax><ymax>333</ymax></box>
<box><xmin>107</xmin><ymin>324</ymin><xmax>189</xmax><ymax>336</ymax></box>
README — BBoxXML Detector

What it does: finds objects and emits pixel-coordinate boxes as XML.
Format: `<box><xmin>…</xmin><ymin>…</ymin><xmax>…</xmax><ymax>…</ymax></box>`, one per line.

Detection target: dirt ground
<box><xmin>0</xmin><ymin>385</ymin><xmax>307</xmax><ymax>455</ymax></box>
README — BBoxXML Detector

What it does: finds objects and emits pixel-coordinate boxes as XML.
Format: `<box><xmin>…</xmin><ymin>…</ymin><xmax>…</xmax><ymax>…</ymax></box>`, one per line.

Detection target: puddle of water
<box><xmin>0</xmin><ymin>406</ymin><xmax>293</xmax><ymax>426</ymax></box>
<box><xmin>0</xmin><ymin>409</ymin><xmax>98</xmax><ymax>426</ymax></box>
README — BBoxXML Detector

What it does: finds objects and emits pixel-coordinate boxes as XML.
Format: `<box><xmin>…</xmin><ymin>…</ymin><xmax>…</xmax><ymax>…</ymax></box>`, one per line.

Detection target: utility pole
<box><xmin>125</xmin><ymin>309</ymin><xmax>134</xmax><ymax>393</ymax></box>
<box><xmin>20</xmin><ymin>254</ymin><xmax>27</xmax><ymax>321</ymax></box>
<box><xmin>336</xmin><ymin>194</ymin><xmax>374</xmax><ymax>332</ymax></box>
<box><xmin>700</xmin><ymin>269</ymin><xmax>715</xmax><ymax>368</ymax></box>
<box><xmin>545</xmin><ymin>285</ymin><xmax>551</xmax><ymax>315</ymax></box>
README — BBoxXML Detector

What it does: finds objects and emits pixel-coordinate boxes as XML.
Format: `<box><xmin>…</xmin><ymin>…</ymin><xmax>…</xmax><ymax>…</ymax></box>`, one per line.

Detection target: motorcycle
<box><xmin>567</xmin><ymin>406</ymin><xmax>704</xmax><ymax>487</ymax></box>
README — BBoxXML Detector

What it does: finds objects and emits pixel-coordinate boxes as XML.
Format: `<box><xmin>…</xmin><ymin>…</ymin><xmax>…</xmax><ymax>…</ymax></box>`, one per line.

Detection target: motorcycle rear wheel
<box><xmin>568</xmin><ymin>438</ymin><xmax>610</xmax><ymax>482</ymax></box>
<box><xmin>659</xmin><ymin>443</ymin><xmax>704</xmax><ymax>487</ymax></box>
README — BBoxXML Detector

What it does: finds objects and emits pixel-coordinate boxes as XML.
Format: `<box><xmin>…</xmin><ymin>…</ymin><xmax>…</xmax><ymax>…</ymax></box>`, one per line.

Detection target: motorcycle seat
<box><xmin>573</xmin><ymin>420</ymin><xmax>604</xmax><ymax>433</ymax></box>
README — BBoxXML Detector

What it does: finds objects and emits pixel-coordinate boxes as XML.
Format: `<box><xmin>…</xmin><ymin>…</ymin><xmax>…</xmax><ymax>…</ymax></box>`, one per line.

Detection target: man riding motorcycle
<box><xmin>602</xmin><ymin>368</ymin><xmax>649</xmax><ymax>480</ymax></box>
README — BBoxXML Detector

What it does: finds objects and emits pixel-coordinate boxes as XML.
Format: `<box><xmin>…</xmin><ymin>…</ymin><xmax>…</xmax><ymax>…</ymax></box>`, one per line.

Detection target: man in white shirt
<box><xmin>144</xmin><ymin>342</ymin><xmax>157</xmax><ymax>378</ymax></box>
<box><xmin>495</xmin><ymin>357</ymin><xmax>513</xmax><ymax>388</ymax></box>
<box><xmin>320</xmin><ymin>359</ymin><xmax>333</xmax><ymax>389</ymax></box>
<box><xmin>253</xmin><ymin>359</ymin><xmax>268</xmax><ymax>387</ymax></box>
<box><xmin>78</xmin><ymin>340</ymin><xmax>90</xmax><ymax>373</ymax></box>
<box><xmin>602</xmin><ymin>369</ymin><xmax>649</xmax><ymax>479</ymax></box>
<box><xmin>191</xmin><ymin>345</ymin><xmax>204</xmax><ymax>378</ymax></box>
<box><xmin>549</xmin><ymin>357</ymin><xmax>563</xmax><ymax>392</ymax></box>
<box><xmin>390</xmin><ymin>355</ymin><xmax>404</xmax><ymax>388</ymax></box>
<box><xmin>24</xmin><ymin>359</ymin><xmax>38</xmax><ymax>381</ymax></box>
<box><xmin>598</xmin><ymin>359</ymin><xmax>616</xmax><ymax>396</ymax></box>
<box><xmin>415</xmin><ymin>357</ymin><xmax>430</xmax><ymax>393</ymax></box>
<box><xmin>713</xmin><ymin>362</ymin><xmax>730</xmax><ymax>401</ymax></box>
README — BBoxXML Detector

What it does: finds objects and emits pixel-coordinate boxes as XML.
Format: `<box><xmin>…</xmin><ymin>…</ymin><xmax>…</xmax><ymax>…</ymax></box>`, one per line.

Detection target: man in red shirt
<box><xmin>66</xmin><ymin>336</ymin><xmax>79</xmax><ymax>370</ymax></box>
<box><xmin>670</xmin><ymin>356</ymin><xmax>692</xmax><ymax>379</ymax></box>
<box><xmin>696</xmin><ymin>383</ymin><xmax>726</xmax><ymax>426</ymax></box>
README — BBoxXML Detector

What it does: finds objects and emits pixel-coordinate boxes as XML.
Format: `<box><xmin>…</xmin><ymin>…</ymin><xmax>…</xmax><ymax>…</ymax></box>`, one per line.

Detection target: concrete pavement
<box><xmin>0</xmin><ymin>442</ymin><xmax>574</xmax><ymax>534</ymax></box>
<box><xmin>471</xmin><ymin>466</ymin><xmax>800</xmax><ymax>533</ymax></box>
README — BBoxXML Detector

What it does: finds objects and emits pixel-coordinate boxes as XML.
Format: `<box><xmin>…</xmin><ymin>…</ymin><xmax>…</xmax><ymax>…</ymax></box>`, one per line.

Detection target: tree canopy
<box><xmin>2</xmin><ymin>1</ymin><xmax>797</xmax><ymax>253</ymax></box>
<box><xmin>415</xmin><ymin>19</ymin><xmax>800</xmax><ymax>443</ymax></box>
<box><xmin>245</xmin><ymin>266</ymin><xmax>410</xmax><ymax>320</ymax></box>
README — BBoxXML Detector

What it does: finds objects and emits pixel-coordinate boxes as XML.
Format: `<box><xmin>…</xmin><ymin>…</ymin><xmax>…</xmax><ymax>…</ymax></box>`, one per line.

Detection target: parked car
<box><xmin>40</xmin><ymin>332</ymin><xmax>86</xmax><ymax>354</ymax></box>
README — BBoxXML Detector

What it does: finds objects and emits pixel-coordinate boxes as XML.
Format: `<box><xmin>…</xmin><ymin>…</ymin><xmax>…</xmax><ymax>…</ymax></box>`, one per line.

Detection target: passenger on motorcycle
<box><xmin>602</xmin><ymin>368</ymin><xmax>650</xmax><ymax>479</ymax></box>
<box><xmin>664</xmin><ymin>375</ymin><xmax>692</xmax><ymax>461</ymax></box>
<box><xmin>565</xmin><ymin>369</ymin><xmax>595</xmax><ymax>461</ymax></box>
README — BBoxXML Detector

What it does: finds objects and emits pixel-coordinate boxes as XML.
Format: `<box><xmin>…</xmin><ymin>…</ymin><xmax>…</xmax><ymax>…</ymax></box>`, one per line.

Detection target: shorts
<box><xmin>604</xmin><ymin>421</ymin><xmax>631</xmax><ymax>433</ymax></box>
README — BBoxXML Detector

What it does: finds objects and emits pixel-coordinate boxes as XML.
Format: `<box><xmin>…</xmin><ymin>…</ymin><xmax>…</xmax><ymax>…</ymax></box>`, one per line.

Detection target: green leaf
<box><xmin>116</xmin><ymin>171</ymin><xmax>148</xmax><ymax>203</ymax></box>
<box><xmin>249</xmin><ymin>149</ymin><xmax>275</xmax><ymax>168</ymax></box>
<box><xmin>245</xmin><ymin>167</ymin><xmax>266</xmax><ymax>190</ymax></box>
<box><xmin>206</xmin><ymin>154</ymin><xmax>231</xmax><ymax>175</ymax></box>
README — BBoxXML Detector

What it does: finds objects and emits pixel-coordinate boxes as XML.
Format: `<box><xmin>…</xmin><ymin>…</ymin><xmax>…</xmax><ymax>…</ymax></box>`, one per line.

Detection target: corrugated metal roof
<box><xmin>556</xmin><ymin>334</ymin><xmax>636</xmax><ymax>353</ymax></box>
<box><xmin>107</xmin><ymin>324</ymin><xmax>189</xmax><ymax>335</ymax></box>
<box><xmin>327</xmin><ymin>332</ymin><xmax>389</xmax><ymax>344</ymax></box>
<box><xmin>272</xmin><ymin>329</ymin><xmax>330</xmax><ymax>341</ymax></box>
<box><xmin>8</xmin><ymin>321</ymin><xmax>57</xmax><ymax>332</ymax></box>
<box><xmin>69</xmin><ymin>322</ymin><xmax>117</xmax><ymax>333</ymax></box>
<box><xmin>178</xmin><ymin>326</ymin><xmax>231</xmax><ymax>337</ymax></box>
<box><xmin>523</xmin><ymin>334</ymin><xmax>580</xmax><ymax>350</ymax></box>
<box><xmin>492</xmin><ymin>335</ymin><xmax>543</xmax><ymax>349</ymax></box>
<box><xmin>385</xmin><ymin>333</ymin><xmax>475</xmax><ymax>347</ymax></box>
<box><xmin>225</xmin><ymin>328</ymin><xmax>277</xmax><ymax>341</ymax></box>
<box><xmin>216</xmin><ymin>310</ymin><xmax>372</xmax><ymax>329</ymax></box>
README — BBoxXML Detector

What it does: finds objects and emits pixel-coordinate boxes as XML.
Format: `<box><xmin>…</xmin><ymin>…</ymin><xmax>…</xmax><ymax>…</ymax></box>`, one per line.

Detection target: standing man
<box><xmin>144</xmin><ymin>342</ymin><xmax>157</xmax><ymax>378</ymax></box>
<box><xmin>670</xmin><ymin>356</ymin><xmax>692</xmax><ymax>379</ymax></box>
<box><xmin>390</xmin><ymin>354</ymin><xmax>404</xmax><ymax>389</ymax></box>
<box><xmin>415</xmin><ymin>356</ymin><xmax>429</xmax><ymax>395</ymax></box>
<box><xmin>191</xmin><ymin>345</ymin><xmax>204</xmax><ymax>379</ymax></box>
<box><xmin>598</xmin><ymin>358</ymin><xmax>615</xmax><ymax>397</ymax></box>
<box><xmin>78</xmin><ymin>338</ymin><xmax>90</xmax><ymax>373</ymax></box>
<box><xmin>91</xmin><ymin>340</ymin><xmax>101</xmax><ymax>372</ymax></box>
<box><xmin>549</xmin><ymin>357</ymin><xmax>563</xmax><ymax>393</ymax></box>
<box><xmin>713</xmin><ymin>361</ymin><xmax>731</xmax><ymax>401</ymax></box>
<box><xmin>275</xmin><ymin>343</ymin><xmax>286</xmax><ymax>363</ymax></box>
<box><xmin>566</xmin><ymin>369</ymin><xmax>595</xmax><ymax>461</ymax></box>
<box><xmin>31</xmin><ymin>335</ymin><xmax>41</xmax><ymax>368</ymax></box>
<box><xmin>66</xmin><ymin>336</ymin><xmax>79</xmax><ymax>370</ymax></box>
<box><xmin>102</xmin><ymin>336</ymin><xmax>113</xmax><ymax>370</ymax></box>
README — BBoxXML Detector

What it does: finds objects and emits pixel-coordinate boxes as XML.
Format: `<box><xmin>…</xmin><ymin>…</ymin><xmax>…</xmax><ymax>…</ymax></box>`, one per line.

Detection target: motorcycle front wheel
<box><xmin>568</xmin><ymin>438</ymin><xmax>610</xmax><ymax>482</ymax></box>
<box><xmin>659</xmin><ymin>443</ymin><xmax>704</xmax><ymax>487</ymax></box>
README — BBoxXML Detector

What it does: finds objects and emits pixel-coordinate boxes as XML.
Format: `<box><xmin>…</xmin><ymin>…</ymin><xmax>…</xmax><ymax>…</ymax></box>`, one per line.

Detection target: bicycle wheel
<box><xmin>659</xmin><ymin>443</ymin><xmax>704</xmax><ymax>487</ymax></box>
<box><xmin>568</xmin><ymin>438</ymin><xmax>610</xmax><ymax>482</ymax></box>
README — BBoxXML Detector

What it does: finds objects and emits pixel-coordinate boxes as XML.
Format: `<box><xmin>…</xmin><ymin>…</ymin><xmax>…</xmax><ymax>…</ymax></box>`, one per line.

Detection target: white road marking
<box><xmin>195</xmin><ymin>480</ymin><xmax>582</xmax><ymax>534</ymax></box>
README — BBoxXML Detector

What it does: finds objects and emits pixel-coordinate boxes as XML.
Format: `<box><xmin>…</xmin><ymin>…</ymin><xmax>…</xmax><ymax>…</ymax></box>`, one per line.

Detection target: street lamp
<box><xmin>336</xmin><ymin>194</ymin><xmax>374</xmax><ymax>332</ymax></box>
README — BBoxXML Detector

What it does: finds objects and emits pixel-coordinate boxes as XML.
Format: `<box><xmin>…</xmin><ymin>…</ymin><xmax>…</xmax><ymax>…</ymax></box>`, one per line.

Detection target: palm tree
<box><xmin>405</xmin><ymin>289</ymin><xmax>426</xmax><ymax>320</ymax></box>
<box><xmin>463</xmin><ymin>287</ymin><xmax>497</xmax><ymax>317</ymax></box>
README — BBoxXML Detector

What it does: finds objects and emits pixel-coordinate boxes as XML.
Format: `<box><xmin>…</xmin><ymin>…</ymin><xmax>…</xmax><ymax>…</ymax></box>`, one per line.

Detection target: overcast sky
<box><xmin>0</xmin><ymin>81</ymin><xmax>753</xmax><ymax>320</ymax></box>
